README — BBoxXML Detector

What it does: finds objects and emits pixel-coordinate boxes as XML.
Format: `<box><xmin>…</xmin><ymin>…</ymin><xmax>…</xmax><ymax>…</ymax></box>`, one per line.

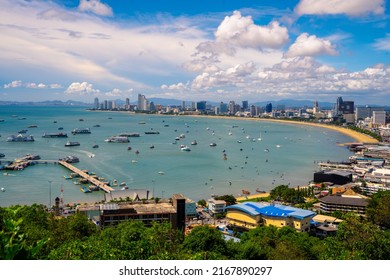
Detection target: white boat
<box><xmin>191</xmin><ymin>140</ymin><xmax>197</xmax><ymax>145</ymax></box>
<box><xmin>1</xmin><ymin>187</ymin><xmax>5</xmax><ymax>192</ymax></box>
<box><xmin>158</xmin><ymin>171</ymin><xmax>165</xmax><ymax>175</ymax></box>
<box><xmin>105</xmin><ymin>136</ymin><xmax>129</xmax><ymax>143</ymax></box>
<box><xmin>181</xmin><ymin>145</ymin><xmax>191</xmax><ymax>151</ymax></box>
<box><xmin>209</xmin><ymin>143</ymin><xmax>217</xmax><ymax>147</ymax></box>
<box><xmin>7</xmin><ymin>134</ymin><xmax>34</xmax><ymax>142</ymax></box>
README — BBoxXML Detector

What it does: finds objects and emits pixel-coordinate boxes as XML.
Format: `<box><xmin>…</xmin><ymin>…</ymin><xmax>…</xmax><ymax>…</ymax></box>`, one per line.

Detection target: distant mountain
<box><xmin>0</xmin><ymin>100</ymin><xmax>91</xmax><ymax>106</ymax></box>
<box><xmin>253</xmin><ymin>99</ymin><xmax>335</xmax><ymax>109</ymax></box>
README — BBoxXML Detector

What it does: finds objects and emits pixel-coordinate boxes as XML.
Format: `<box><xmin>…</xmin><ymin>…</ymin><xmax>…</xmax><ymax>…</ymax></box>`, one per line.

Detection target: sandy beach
<box><xmin>186</xmin><ymin>115</ymin><xmax>378</xmax><ymax>144</ymax></box>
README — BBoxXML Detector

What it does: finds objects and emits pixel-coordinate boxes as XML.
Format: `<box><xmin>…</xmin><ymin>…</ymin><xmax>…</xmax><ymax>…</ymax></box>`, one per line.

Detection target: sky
<box><xmin>1</xmin><ymin>0</ymin><xmax>390</xmax><ymax>105</ymax></box>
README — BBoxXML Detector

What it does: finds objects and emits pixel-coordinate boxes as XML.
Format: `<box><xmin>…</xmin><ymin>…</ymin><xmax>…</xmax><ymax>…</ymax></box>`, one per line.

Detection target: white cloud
<box><xmin>215</xmin><ymin>11</ymin><xmax>289</xmax><ymax>50</ymax></box>
<box><xmin>4</xmin><ymin>80</ymin><xmax>22</xmax><ymax>88</ymax></box>
<box><xmin>50</xmin><ymin>84</ymin><xmax>62</xmax><ymax>89</ymax></box>
<box><xmin>373</xmin><ymin>34</ymin><xmax>390</xmax><ymax>51</ymax></box>
<box><xmin>161</xmin><ymin>82</ymin><xmax>188</xmax><ymax>90</ymax></box>
<box><xmin>284</xmin><ymin>33</ymin><xmax>338</xmax><ymax>58</ymax></box>
<box><xmin>295</xmin><ymin>0</ymin><xmax>385</xmax><ymax>17</ymax></box>
<box><xmin>65</xmin><ymin>82</ymin><xmax>100</xmax><ymax>95</ymax></box>
<box><xmin>26</xmin><ymin>82</ymin><xmax>47</xmax><ymax>89</ymax></box>
<box><xmin>78</xmin><ymin>0</ymin><xmax>113</xmax><ymax>17</ymax></box>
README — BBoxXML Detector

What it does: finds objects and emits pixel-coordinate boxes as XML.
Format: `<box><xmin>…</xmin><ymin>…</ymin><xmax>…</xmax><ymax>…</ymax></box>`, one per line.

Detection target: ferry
<box><xmin>71</xmin><ymin>128</ymin><xmax>91</xmax><ymax>135</ymax></box>
<box><xmin>65</xmin><ymin>141</ymin><xmax>80</xmax><ymax>147</ymax></box>
<box><xmin>6</xmin><ymin>134</ymin><xmax>35</xmax><ymax>142</ymax></box>
<box><xmin>42</xmin><ymin>132</ymin><xmax>68</xmax><ymax>138</ymax></box>
<box><xmin>105</xmin><ymin>136</ymin><xmax>129</xmax><ymax>143</ymax></box>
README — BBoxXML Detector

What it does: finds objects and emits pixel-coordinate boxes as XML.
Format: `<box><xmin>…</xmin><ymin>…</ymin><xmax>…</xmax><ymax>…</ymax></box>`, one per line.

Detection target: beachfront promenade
<box><xmin>58</xmin><ymin>160</ymin><xmax>114</xmax><ymax>193</ymax></box>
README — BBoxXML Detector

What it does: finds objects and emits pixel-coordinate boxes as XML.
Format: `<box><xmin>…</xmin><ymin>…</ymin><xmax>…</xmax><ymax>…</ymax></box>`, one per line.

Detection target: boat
<box><xmin>158</xmin><ymin>171</ymin><xmax>165</xmax><ymax>175</ymax></box>
<box><xmin>93</xmin><ymin>124</ymin><xmax>101</xmax><ymax>127</ymax></box>
<box><xmin>28</xmin><ymin>125</ymin><xmax>38</xmax><ymax>128</ymax></box>
<box><xmin>105</xmin><ymin>136</ymin><xmax>129</xmax><ymax>143</ymax></box>
<box><xmin>191</xmin><ymin>140</ymin><xmax>197</xmax><ymax>145</ymax></box>
<box><xmin>18</xmin><ymin>129</ymin><xmax>28</xmax><ymax>133</ymax></box>
<box><xmin>209</xmin><ymin>143</ymin><xmax>217</xmax><ymax>147</ymax></box>
<box><xmin>42</xmin><ymin>132</ymin><xmax>68</xmax><ymax>138</ymax></box>
<box><xmin>79</xmin><ymin>119</ymin><xmax>84</xmax><ymax>121</ymax></box>
<box><xmin>60</xmin><ymin>156</ymin><xmax>79</xmax><ymax>163</ymax></box>
<box><xmin>6</xmin><ymin>134</ymin><xmax>35</xmax><ymax>142</ymax></box>
<box><xmin>71</xmin><ymin>128</ymin><xmax>91</xmax><ymax>135</ymax></box>
<box><xmin>0</xmin><ymin>153</ymin><xmax>4</xmax><ymax>157</ymax></box>
<box><xmin>127</xmin><ymin>146</ymin><xmax>132</xmax><ymax>150</ymax></box>
<box><xmin>63</xmin><ymin>175</ymin><xmax>73</xmax><ymax>180</ymax></box>
<box><xmin>139</xmin><ymin>121</ymin><xmax>146</xmax><ymax>124</ymax></box>
<box><xmin>179</xmin><ymin>134</ymin><xmax>185</xmax><ymax>138</ymax></box>
<box><xmin>256</xmin><ymin>188</ymin><xmax>266</xmax><ymax>193</ymax></box>
<box><xmin>119</xmin><ymin>132</ymin><xmax>140</xmax><ymax>137</ymax></box>
<box><xmin>150</xmin><ymin>145</ymin><xmax>155</xmax><ymax>149</ymax></box>
<box><xmin>276</xmin><ymin>145</ymin><xmax>281</xmax><ymax>148</ymax></box>
<box><xmin>58</xmin><ymin>127</ymin><xmax>64</xmax><ymax>130</ymax></box>
<box><xmin>237</xmin><ymin>140</ymin><xmax>242</xmax><ymax>143</ymax></box>
<box><xmin>181</xmin><ymin>145</ymin><xmax>191</xmax><ymax>151</ymax></box>
<box><xmin>65</xmin><ymin>141</ymin><xmax>80</xmax><ymax>147</ymax></box>
<box><xmin>175</xmin><ymin>137</ymin><xmax>180</xmax><ymax>141</ymax></box>
<box><xmin>0</xmin><ymin>187</ymin><xmax>5</xmax><ymax>192</ymax></box>
<box><xmin>92</xmin><ymin>144</ymin><xmax>99</xmax><ymax>148</ymax></box>
<box><xmin>89</xmin><ymin>185</ymin><xmax>100</xmax><ymax>191</ymax></box>
<box><xmin>80</xmin><ymin>186</ymin><xmax>91</xmax><ymax>193</ymax></box>
<box><xmin>144</xmin><ymin>131</ymin><xmax>160</xmax><ymax>134</ymax></box>
<box><xmin>131</xmin><ymin>159</ymin><xmax>138</xmax><ymax>163</ymax></box>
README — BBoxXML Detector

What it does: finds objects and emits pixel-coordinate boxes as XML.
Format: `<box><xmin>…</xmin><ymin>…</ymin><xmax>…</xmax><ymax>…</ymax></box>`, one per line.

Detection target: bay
<box><xmin>0</xmin><ymin>106</ymin><xmax>354</xmax><ymax>206</ymax></box>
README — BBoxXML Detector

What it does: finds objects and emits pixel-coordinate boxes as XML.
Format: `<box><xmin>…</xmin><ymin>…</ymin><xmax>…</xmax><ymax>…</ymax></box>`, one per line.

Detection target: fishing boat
<box><xmin>65</xmin><ymin>141</ymin><xmax>80</xmax><ymax>147</ymax></box>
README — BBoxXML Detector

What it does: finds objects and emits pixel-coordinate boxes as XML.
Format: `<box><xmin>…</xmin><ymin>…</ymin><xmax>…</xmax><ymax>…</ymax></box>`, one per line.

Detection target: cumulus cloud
<box><xmin>215</xmin><ymin>11</ymin><xmax>289</xmax><ymax>50</ymax></box>
<box><xmin>4</xmin><ymin>80</ymin><xmax>22</xmax><ymax>88</ymax></box>
<box><xmin>191</xmin><ymin>61</ymin><xmax>257</xmax><ymax>89</ymax></box>
<box><xmin>295</xmin><ymin>0</ymin><xmax>385</xmax><ymax>17</ymax></box>
<box><xmin>284</xmin><ymin>33</ymin><xmax>338</xmax><ymax>58</ymax></box>
<box><xmin>26</xmin><ymin>82</ymin><xmax>47</xmax><ymax>89</ymax></box>
<box><xmin>78</xmin><ymin>0</ymin><xmax>113</xmax><ymax>17</ymax></box>
<box><xmin>161</xmin><ymin>82</ymin><xmax>188</xmax><ymax>90</ymax></box>
<box><xmin>65</xmin><ymin>82</ymin><xmax>100</xmax><ymax>95</ymax></box>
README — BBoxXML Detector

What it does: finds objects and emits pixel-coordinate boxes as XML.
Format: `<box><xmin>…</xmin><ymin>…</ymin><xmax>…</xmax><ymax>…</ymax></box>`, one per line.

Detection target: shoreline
<box><xmin>183</xmin><ymin>115</ymin><xmax>379</xmax><ymax>144</ymax></box>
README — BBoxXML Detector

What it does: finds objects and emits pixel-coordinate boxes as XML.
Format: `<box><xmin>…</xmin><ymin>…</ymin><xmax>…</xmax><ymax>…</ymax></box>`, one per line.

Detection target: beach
<box><xmin>187</xmin><ymin>115</ymin><xmax>379</xmax><ymax>144</ymax></box>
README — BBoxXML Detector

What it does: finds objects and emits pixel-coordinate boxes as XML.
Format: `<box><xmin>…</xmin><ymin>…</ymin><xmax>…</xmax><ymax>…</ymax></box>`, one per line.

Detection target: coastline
<box><xmin>183</xmin><ymin>115</ymin><xmax>379</xmax><ymax>144</ymax></box>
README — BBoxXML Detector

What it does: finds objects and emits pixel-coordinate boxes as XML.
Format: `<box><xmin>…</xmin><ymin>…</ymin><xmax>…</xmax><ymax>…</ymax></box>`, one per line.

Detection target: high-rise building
<box><xmin>355</xmin><ymin>106</ymin><xmax>385</xmax><ymax>120</ymax></box>
<box><xmin>125</xmin><ymin>98</ymin><xmax>130</xmax><ymax>110</ymax></box>
<box><xmin>94</xmin><ymin>97</ymin><xmax>99</xmax><ymax>109</ymax></box>
<box><xmin>313</xmin><ymin>101</ymin><xmax>319</xmax><ymax>114</ymax></box>
<box><xmin>265</xmin><ymin>103</ymin><xmax>272</xmax><ymax>113</ymax></box>
<box><xmin>181</xmin><ymin>101</ymin><xmax>186</xmax><ymax>111</ymax></box>
<box><xmin>335</xmin><ymin>96</ymin><xmax>354</xmax><ymax>115</ymax></box>
<box><xmin>219</xmin><ymin>102</ymin><xmax>228</xmax><ymax>114</ymax></box>
<box><xmin>373</xmin><ymin>111</ymin><xmax>386</xmax><ymax>125</ymax></box>
<box><xmin>196</xmin><ymin>101</ymin><xmax>206</xmax><ymax>111</ymax></box>
<box><xmin>242</xmin><ymin>100</ymin><xmax>249</xmax><ymax>111</ymax></box>
<box><xmin>250</xmin><ymin>105</ymin><xmax>257</xmax><ymax>116</ymax></box>
<box><xmin>229</xmin><ymin>101</ymin><xmax>236</xmax><ymax>115</ymax></box>
<box><xmin>138</xmin><ymin>94</ymin><xmax>149</xmax><ymax>111</ymax></box>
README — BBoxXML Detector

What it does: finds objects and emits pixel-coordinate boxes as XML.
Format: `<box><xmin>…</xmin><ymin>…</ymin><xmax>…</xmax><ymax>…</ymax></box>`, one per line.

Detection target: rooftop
<box><xmin>320</xmin><ymin>195</ymin><xmax>370</xmax><ymax>207</ymax></box>
<box><xmin>227</xmin><ymin>202</ymin><xmax>315</xmax><ymax>220</ymax></box>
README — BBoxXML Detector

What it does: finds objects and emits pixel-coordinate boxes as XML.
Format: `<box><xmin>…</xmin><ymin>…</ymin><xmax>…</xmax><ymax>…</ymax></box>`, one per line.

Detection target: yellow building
<box><xmin>226</xmin><ymin>202</ymin><xmax>316</xmax><ymax>232</ymax></box>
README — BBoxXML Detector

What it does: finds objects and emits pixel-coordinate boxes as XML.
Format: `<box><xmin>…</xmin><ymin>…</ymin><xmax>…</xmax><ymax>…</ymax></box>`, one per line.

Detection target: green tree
<box><xmin>366</xmin><ymin>190</ymin><xmax>390</xmax><ymax>229</ymax></box>
<box><xmin>182</xmin><ymin>226</ymin><xmax>228</xmax><ymax>259</ymax></box>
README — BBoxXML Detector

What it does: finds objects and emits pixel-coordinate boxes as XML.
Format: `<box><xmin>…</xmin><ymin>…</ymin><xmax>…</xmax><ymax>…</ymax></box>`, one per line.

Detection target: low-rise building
<box><xmin>77</xmin><ymin>194</ymin><xmax>186</xmax><ymax>230</ymax></box>
<box><xmin>319</xmin><ymin>195</ymin><xmax>369</xmax><ymax>215</ymax></box>
<box><xmin>226</xmin><ymin>202</ymin><xmax>316</xmax><ymax>232</ymax></box>
<box><xmin>207</xmin><ymin>198</ymin><xmax>227</xmax><ymax>216</ymax></box>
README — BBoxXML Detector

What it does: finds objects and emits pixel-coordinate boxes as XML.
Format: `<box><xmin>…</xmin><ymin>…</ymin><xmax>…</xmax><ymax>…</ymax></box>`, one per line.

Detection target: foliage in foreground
<box><xmin>1</xmin><ymin>202</ymin><xmax>390</xmax><ymax>260</ymax></box>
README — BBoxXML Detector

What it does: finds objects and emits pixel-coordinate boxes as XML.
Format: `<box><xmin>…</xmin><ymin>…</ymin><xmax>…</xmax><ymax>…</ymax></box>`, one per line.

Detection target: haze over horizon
<box><xmin>1</xmin><ymin>0</ymin><xmax>390</xmax><ymax>105</ymax></box>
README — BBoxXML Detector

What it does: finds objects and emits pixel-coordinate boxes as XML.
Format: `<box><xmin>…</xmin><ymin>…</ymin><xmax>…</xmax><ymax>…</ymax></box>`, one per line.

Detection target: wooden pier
<box><xmin>58</xmin><ymin>160</ymin><xmax>114</xmax><ymax>193</ymax></box>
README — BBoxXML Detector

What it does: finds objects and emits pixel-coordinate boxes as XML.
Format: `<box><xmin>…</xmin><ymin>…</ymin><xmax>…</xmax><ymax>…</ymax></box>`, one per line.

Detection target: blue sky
<box><xmin>1</xmin><ymin>0</ymin><xmax>390</xmax><ymax>105</ymax></box>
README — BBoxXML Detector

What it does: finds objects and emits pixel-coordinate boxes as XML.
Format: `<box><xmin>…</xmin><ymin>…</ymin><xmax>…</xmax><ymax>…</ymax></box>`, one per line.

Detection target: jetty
<box><xmin>58</xmin><ymin>160</ymin><xmax>114</xmax><ymax>193</ymax></box>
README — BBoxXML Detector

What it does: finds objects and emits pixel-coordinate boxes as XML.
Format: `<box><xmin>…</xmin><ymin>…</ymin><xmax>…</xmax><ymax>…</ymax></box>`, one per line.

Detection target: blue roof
<box><xmin>227</xmin><ymin>202</ymin><xmax>315</xmax><ymax>220</ymax></box>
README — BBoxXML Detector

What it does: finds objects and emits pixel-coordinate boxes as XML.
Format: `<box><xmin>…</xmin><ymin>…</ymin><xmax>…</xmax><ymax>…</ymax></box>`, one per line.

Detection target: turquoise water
<box><xmin>0</xmin><ymin>106</ymin><xmax>354</xmax><ymax>206</ymax></box>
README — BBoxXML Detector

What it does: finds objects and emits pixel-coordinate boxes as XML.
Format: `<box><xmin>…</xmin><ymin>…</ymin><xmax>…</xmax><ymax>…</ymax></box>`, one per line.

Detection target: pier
<box><xmin>58</xmin><ymin>160</ymin><xmax>114</xmax><ymax>193</ymax></box>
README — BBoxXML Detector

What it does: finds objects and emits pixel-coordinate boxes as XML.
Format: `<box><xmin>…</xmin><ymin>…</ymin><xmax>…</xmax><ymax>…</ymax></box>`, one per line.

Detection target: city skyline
<box><xmin>1</xmin><ymin>0</ymin><xmax>390</xmax><ymax>104</ymax></box>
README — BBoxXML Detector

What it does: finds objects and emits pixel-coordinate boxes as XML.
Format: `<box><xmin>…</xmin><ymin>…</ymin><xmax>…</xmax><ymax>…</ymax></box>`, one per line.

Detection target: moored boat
<box><xmin>65</xmin><ymin>141</ymin><xmax>80</xmax><ymax>147</ymax></box>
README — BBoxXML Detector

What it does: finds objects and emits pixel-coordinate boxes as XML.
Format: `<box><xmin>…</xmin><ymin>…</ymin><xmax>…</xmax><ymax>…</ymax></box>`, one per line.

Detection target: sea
<box><xmin>0</xmin><ymin>106</ymin><xmax>355</xmax><ymax>207</ymax></box>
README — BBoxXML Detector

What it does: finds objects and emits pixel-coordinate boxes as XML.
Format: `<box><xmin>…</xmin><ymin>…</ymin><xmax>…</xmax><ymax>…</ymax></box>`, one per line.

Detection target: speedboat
<box><xmin>209</xmin><ymin>143</ymin><xmax>217</xmax><ymax>147</ymax></box>
<box><xmin>181</xmin><ymin>145</ymin><xmax>191</xmax><ymax>151</ymax></box>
